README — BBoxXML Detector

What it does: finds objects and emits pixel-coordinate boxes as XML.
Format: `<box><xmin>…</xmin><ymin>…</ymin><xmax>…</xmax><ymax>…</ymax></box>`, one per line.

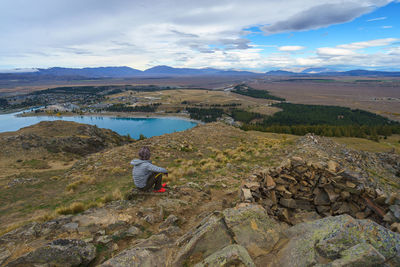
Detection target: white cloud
<box><xmin>260</xmin><ymin>38</ymin><xmax>400</xmax><ymax>70</ymax></box>
<box><xmin>367</xmin><ymin>16</ymin><xmax>387</xmax><ymax>21</ymax></box>
<box><xmin>0</xmin><ymin>0</ymin><xmax>395</xmax><ymax>70</ymax></box>
<box><xmin>278</xmin><ymin>46</ymin><xmax>305</xmax><ymax>51</ymax></box>
<box><xmin>382</xmin><ymin>25</ymin><xmax>393</xmax><ymax>28</ymax></box>
<box><xmin>337</xmin><ymin>38</ymin><xmax>398</xmax><ymax>49</ymax></box>
<box><xmin>317</xmin><ymin>48</ymin><xmax>356</xmax><ymax>56</ymax></box>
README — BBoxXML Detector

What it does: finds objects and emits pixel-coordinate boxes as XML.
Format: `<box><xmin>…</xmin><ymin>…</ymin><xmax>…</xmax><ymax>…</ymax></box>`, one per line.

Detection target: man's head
<box><xmin>138</xmin><ymin>146</ymin><xmax>151</xmax><ymax>160</ymax></box>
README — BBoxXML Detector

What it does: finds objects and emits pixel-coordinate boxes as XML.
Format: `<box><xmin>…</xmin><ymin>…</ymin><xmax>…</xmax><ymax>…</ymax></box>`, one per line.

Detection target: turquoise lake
<box><xmin>0</xmin><ymin>110</ymin><xmax>198</xmax><ymax>139</ymax></box>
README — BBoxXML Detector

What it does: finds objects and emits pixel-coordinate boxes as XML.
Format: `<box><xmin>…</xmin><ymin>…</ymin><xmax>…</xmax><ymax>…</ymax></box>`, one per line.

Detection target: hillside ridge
<box><xmin>0</xmin><ymin>122</ymin><xmax>399</xmax><ymax>266</ymax></box>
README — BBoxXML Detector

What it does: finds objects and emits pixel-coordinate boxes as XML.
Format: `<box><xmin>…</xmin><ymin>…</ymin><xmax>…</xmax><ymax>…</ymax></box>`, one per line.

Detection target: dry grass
<box><xmin>0</xmin><ymin>221</ymin><xmax>28</xmax><ymax>236</ymax></box>
<box><xmin>66</xmin><ymin>180</ymin><xmax>84</xmax><ymax>192</ymax></box>
<box><xmin>34</xmin><ymin>211</ymin><xmax>57</xmax><ymax>223</ymax></box>
<box><xmin>56</xmin><ymin>202</ymin><xmax>85</xmax><ymax>215</ymax></box>
<box><xmin>332</xmin><ymin>135</ymin><xmax>400</xmax><ymax>153</ymax></box>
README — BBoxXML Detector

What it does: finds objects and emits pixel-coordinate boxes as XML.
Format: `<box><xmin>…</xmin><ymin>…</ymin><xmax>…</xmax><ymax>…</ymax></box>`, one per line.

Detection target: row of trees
<box><xmin>181</xmin><ymin>101</ymin><xmax>241</xmax><ymax>107</ymax></box>
<box><xmin>232</xmin><ymin>84</ymin><xmax>285</xmax><ymax>101</ymax></box>
<box><xmin>186</xmin><ymin>107</ymin><xmax>224</xmax><ymax>122</ymax></box>
<box><xmin>241</xmin><ymin>124</ymin><xmax>400</xmax><ymax>139</ymax></box>
<box><xmin>267</xmin><ymin>103</ymin><xmax>393</xmax><ymax>126</ymax></box>
<box><xmin>0</xmin><ymin>98</ymin><xmax>8</xmax><ymax>108</ymax></box>
<box><xmin>230</xmin><ymin>109</ymin><xmax>263</xmax><ymax>123</ymax></box>
<box><xmin>106</xmin><ymin>103</ymin><xmax>161</xmax><ymax>112</ymax></box>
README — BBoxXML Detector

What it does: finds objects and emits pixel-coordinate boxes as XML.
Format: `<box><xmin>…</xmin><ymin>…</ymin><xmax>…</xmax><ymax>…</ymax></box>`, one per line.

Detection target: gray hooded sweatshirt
<box><xmin>130</xmin><ymin>159</ymin><xmax>168</xmax><ymax>188</ymax></box>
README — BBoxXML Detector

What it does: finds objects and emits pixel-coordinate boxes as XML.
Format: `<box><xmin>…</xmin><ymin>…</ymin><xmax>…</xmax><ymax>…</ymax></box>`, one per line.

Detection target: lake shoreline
<box><xmin>16</xmin><ymin>110</ymin><xmax>203</xmax><ymax>125</ymax></box>
<box><xmin>0</xmin><ymin>109</ymin><xmax>200</xmax><ymax>137</ymax></box>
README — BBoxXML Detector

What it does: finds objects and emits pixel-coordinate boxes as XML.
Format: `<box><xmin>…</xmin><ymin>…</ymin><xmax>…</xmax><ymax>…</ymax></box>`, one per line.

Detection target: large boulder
<box><xmin>275</xmin><ymin>215</ymin><xmax>400</xmax><ymax>267</ymax></box>
<box><xmin>101</xmin><ymin>247</ymin><xmax>168</xmax><ymax>267</ymax></box>
<box><xmin>173</xmin><ymin>214</ymin><xmax>233</xmax><ymax>266</ymax></box>
<box><xmin>315</xmin><ymin>243</ymin><xmax>386</xmax><ymax>267</ymax></box>
<box><xmin>101</xmin><ymin>233</ymin><xmax>172</xmax><ymax>267</ymax></box>
<box><xmin>6</xmin><ymin>239</ymin><xmax>96</xmax><ymax>267</ymax></box>
<box><xmin>174</xmin><ymin>204</ymin><xmax>283</xmax><ymax>266</ymax></box>
<box><xmin>194</xmin><ymin>244</ymin><xmax>256</xmax><ymax>267</ymax></box>
<box><xmin>222</xmin><ymin>204</ymin><xmax>282</xmax><ymax>259</ymax></box>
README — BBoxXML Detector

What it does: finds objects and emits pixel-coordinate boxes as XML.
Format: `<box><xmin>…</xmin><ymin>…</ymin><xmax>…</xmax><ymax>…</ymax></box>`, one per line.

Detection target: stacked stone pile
<box><xmin>241</xmin><ymin>156</ymin><xmax>400</xmax><ymax>232</ymax></box>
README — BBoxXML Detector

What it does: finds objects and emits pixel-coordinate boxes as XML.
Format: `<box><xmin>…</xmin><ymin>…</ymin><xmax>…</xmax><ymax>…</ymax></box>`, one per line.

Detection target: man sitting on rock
<box><xmin>131</xmin><ymin>146</ymin><xmax>168</xmax><ymax>193</ymax></box>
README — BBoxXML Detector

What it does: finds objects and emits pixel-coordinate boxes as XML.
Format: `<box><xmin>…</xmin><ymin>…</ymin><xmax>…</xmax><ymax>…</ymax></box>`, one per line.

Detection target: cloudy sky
<box><xmin>0</xmin><ymin>0</ymin><xmax>399</xmax><ymax>71</ymax></box>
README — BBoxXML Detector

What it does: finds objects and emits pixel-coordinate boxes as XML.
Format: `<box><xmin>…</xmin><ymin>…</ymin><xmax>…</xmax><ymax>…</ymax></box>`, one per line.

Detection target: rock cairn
<box><xmin>241</xmin><ymin>156</ymin><xmax>400</xmax><ymax>232</ymax></box>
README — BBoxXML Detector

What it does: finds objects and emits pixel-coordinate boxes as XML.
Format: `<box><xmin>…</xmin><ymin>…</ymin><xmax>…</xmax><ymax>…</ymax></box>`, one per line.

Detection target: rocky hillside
<box><xmin>0</xmin><ymin>121</ymin><xmax>132</xmax><ymax>157</ymax></box>
<box><xmin>0</xmin><ymin>121</ymin><xmax>132</xmax><ymax>232</ymax></box>
<box><xmin>0</xmin><ymin>123</ymin><xmax>399</xmax><ymax>266</ymax></box>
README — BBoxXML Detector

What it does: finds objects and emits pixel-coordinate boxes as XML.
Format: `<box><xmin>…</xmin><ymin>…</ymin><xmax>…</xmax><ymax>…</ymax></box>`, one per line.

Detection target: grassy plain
<box><xmin>107</xmin><ymin>89</ymin><xmax>281</xmax><ymax>116</ymax></box>
<box><xmin>251</xmin><ymin>77</ymin><xmax>400</xmax><ymax>121</ymax></box>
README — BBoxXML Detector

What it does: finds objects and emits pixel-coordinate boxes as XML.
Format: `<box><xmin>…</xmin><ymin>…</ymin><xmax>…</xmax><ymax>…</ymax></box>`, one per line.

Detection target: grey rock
<box><xmin>291</xmin><ymin>211</ymin><xmax>322</xmax><ymax>225</ymax></box>
<box><xmin>222</xmin><ymin>204</ymin><xmax>282</xmax><ymax>259</ymax></box>
<box><xmin>241</xmin><ymin>188</ymin><xmax>254</xmax><ymax>202</ymax></box>
<box><xmin>125</xmin><ymin>226</ymin><xmax>141</xmax><ymax>237</ymax></box>
<box><xmin>383</xmin><ymin>211</ymin><xmax>396</xmax><ymax>223</ymax></box>
<box><xmin>97</xmin><ymin>235</ymin><xmax>112</xmax><ymax>245</ymax></box>
<box><xmin>314</xmin><ymin>188</ymin><xmax>330</xmax><ymax>206</ymax></box>
<box><xmin>194</xmin><ymin>244</ymin><xmax>256</xmax><ymax>267</ymax></box>
<box><xmin>143</xmin><ymin>214</ymin><xmax>156</xmax><ymax>224</ymax></box>
<box><xmin>280</xmin><ymin>198</ymin><xmax>297</xmax><ymax>209</ymax></box>
<box><xmin>173</xmin><ymin>215</ymin><xmax>233</xmax><ymax>266</ymax></box>
<box><xmin>0</xmin><ymin>247</ymin><xmax>11</xmax><ymax>265</ymax></box>
<box><xmin>159</xmin><ymin>225</ymin><xmax>181</xmax><ymax>236</ymax></box>
<box><xmin>276</xmin><ymin>215</ymin><xmax>400</xmax><ymax>267</ymax></box>
<box><xmin>101</xmin><ymin>247</ymin><xmax>167</xmax><ymax>267</ymax></box>
<box><xmin>389</xmin><ymin>205</ymin><xmax>400</xmax><ymax>221</ymax></box>
<box><xmin>107</xmin><ymin>221</ymin><xmax>128</xmax><ymax>232</ymax></box>
<box><xmin>316</xmin><ymin>243</ymin><xmax>385</xmax><ymax>267</ymax></box>
<box><xmin>0</xmin><ymin>222</ymin><xmax>42</xmax><ymax>245</ymax></box>
<box><xmin>6</xmin><ymin>239</ymin><xmax>96</xmax><ymax>267</ymax></box>
<box><xmin>159</xmin><ymin>214</ymin><xmax>179</xmax><ymax>229</ymax></box>
<box><xmin>157</xmin><ymin>198</ymin><xmax>188</xmax><ymax>213</ymax></box>
<box><xmin>97</xmin><ymin>229</ymin><xmax>106</xmax><ymax>235</ymax></box>
<box><xmin>135</xmin><ymin>234</ymin><xmax>170</xmax><ymax>248</ymax></box>
<box><xmin>62</xmin><ymin>222</ymin><xmax>79</xmax><ymax>232</ymax></box>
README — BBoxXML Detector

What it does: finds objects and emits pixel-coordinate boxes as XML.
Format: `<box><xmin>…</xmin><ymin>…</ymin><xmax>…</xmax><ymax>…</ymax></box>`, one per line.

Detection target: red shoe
<box><xmin>154</xmin><ymin>188</ymin><xmax>166</xmax><ymax>193</ymax></box>
<box><xmin>162</xmin><ymin>183</ymin><xmax>167</xmax><ymax>188</ymax></box>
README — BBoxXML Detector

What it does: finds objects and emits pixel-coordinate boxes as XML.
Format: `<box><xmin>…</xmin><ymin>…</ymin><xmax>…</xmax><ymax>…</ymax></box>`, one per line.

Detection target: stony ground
<box><xmin>0</xmin><ymin>122</ymin><xmax>399</xmax><ymax>266</ymax></box>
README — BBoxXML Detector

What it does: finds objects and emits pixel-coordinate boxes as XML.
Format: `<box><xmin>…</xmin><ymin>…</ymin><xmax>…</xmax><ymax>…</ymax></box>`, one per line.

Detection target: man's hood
<box><xmin>130</xmin><ymin>159</ymin><xmax>151</xmax><ymax>166</ymax></box>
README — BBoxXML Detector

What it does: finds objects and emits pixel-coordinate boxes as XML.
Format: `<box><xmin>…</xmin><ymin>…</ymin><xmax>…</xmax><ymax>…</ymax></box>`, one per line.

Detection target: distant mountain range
<box><xmin>30</xmin><ymin>66</ymin><xmax>258</xmax><ymax>78</ymax></box>
<box><xmin>1</xmin><ymin>66</ymin><xmax>400</xmax><ymax>78</ymax></box>
<box><xmin>265</xmin><ymin>69</ymin><xmax>400</xmax><ymax>77</ymax></box>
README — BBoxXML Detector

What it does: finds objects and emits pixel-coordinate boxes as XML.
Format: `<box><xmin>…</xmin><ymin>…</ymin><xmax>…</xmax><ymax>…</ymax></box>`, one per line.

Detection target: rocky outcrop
<box><xmin>0</xmin><ymin>216</ymin><xmax>73</xmax><ymax>245</ymax></box>
<box><xmin>101</xmin><ymin>247</ymin><xmax>168</xmax><ymax>267</ymax></box>
<box><xmin>174</xmin><ymin>214</ymin><xmax>233</xmax><ymax>266</ymax></box>
<box><xmin>170</xmin><ymin>204</ymin><xmax>400</xmax><ymax>266</ymax></box>
<box><xmin>6</xmin><ymin>239</ymin><xmax>96</xmax><ymax>267</ymax></box>
<box><xmin>194</xmin><ymin>244</ymin><xmax>256</xmax><ymax>267</ymax></box>
<box><xmin>0</xmin><ymin>248</ymin><xmax>11</xmax><ymax>266</ymax></box>
<box><xmin>242</xmin><ymin>156</ymin><xmax>400</xmax><ymax>230</ymax></box>
<box><xmin>0</xmin><ymin>121</ymin><xmax>132</xmax><ymax>156</ymax></box>
<box><xmin>275</xmin><ymin>214</ymin><xmax>400</xmax><ymax>267</ymax></box>
<box><xmin>294</xmin><ymin>134</ymin><xmax>400</xmax><ymax>193</ymax></box>
<box><xmin>222</xmin><ymin>204</ymin><xmax>283</xmax><ymax>260</ymax></box>
<box><xmin>100</xmin><ymin>234</ymin><xmax>171</xmax><ymax>267</ymax></box>
<box><xmin>173</xmin><ymin>204</ymin><xmax>283</xmax><ymax>266</ymax></box>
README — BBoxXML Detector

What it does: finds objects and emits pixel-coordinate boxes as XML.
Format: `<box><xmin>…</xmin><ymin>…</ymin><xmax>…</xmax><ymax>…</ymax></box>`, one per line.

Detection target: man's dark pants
<box><xmin>139</xmin><ymin>172</ymin><xmax>163</xmax><ymax>191</ymax></box>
